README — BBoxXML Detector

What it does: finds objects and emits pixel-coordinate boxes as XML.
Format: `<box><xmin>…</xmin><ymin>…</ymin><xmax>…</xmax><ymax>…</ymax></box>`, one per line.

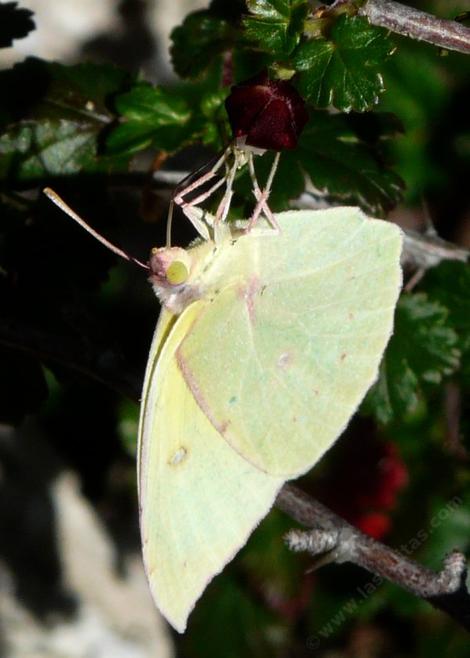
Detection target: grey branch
<box><xmin>402</xmin><ymin>230</ymin><xmax>469</xmax><ymax>269</ymax></box>
<box><xmin>277</xmin><ymin>484</ymin><xmax>470</xmax><ymax>632</ymax></box>
<box><xmin>359</xmin><ymin>0</ymin><xmax>470</xmax><ymax>54</ymax></box>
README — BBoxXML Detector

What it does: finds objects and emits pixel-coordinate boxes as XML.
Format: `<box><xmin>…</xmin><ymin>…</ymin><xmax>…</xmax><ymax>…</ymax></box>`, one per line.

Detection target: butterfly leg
<box><xmin>246</xmin><ymin>151</ymin><xmax>281</xmax><ymax>233</ymax></box>
<box><xmin>167</xmin><ymin>149</ymin><xmax>230</xmax><ymax>243</ymax></box>
<box><xmin>173</xmin><ymin>150</ymin><xmax>228</xmax><ymax>209</ymax></box>
<box><xmin>213</xmin><ymin>150</ymin><xmax>239</xmax><ymax>225</ymax></box>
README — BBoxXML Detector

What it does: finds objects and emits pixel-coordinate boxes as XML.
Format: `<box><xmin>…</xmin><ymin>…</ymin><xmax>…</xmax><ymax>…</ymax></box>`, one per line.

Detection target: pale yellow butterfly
<box><xmin>43</xmin><ymin>189</ymin><xmax>402</xmax><ymax>633</ymax></box>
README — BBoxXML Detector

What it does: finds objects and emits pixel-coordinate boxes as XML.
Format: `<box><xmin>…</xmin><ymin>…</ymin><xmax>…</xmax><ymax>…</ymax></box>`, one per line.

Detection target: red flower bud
<box><xmin>225</xmin><ymin>71</ymin><xmax>308</xmax><ymax>151</ymax></box>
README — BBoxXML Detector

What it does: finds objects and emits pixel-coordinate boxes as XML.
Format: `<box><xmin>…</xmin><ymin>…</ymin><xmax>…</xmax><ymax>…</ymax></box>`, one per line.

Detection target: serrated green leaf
<box><xmin>292</xmin><ymin>15</ymin><xmax>394</xmax><ymax>112</ymax></box>
<box><xmin>243</xmin><ymin>0</ymin><xmax>308</xmax><ymax>57</ymax></box>
<box><xmin>0</xmin><ymin>2</ymin><xmax>35</xmax><ymax>48</ymax></box>
<box><xmin>107</xmin><ymin>80</ymin><xmax>226</xmax><ymax>156</ymax></box>
<box><xmin>107</xmin><ymin>83</ymin><xmax>196</xmax><ymax>155</ymax></box>
<box><xmin>364</xmin><ymin>293</ymin><xmax>460</xmax><ymax>424</ymax></box>
<box><xmin>423</xmin><ymin>261</ymin><xmax>470</xmax><ymax>384</ymax></box>
<box><xmin>170</xmin><ymin>11</ymin><xmax>235</xmax><ymax>79</ymax></box>
<box><xmin>297</xmin><ymin>111</ymin><xmax>403</xmax><ymax>214</ymax></box>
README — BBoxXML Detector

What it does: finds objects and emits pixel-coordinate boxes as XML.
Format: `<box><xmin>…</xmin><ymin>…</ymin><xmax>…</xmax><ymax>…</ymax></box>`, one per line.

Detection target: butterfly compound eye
<box><xmin>166</xmin><ymin>259</ymin><xmax>190</xmax><ymax>285</ymax></box>
<box><xmin>149</xmin><ymin>247</ymin><xmax>191</xmax><ymax>287</ymax></box>
<box><xmin>225</xmin><ymin>70</ymin><xmax>308</xmax><ymax>151</ymax></box>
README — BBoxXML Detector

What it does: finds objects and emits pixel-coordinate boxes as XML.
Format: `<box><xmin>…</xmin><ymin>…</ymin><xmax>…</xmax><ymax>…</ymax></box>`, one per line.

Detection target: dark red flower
<box><xmin>225</xmin><ymin>70</ymin><xmax>308</xmax><ymax>151</ymax></box>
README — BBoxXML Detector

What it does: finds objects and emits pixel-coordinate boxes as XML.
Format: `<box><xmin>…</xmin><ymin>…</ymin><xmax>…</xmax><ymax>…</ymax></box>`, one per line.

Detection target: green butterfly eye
<box><xmin>148</xmin><ymin>246</ymin><xmax>191</xmax><ymax>289</ymax></box>
<box><xmin>166</xmin><ymin>259</ymin><xmax>190</xmax><ymax>285</ymax></box>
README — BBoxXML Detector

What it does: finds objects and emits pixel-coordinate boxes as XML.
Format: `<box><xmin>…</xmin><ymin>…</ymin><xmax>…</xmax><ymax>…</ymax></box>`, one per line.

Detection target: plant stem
<box><xmin>359</xmin><ymin>0</ymin><xmax>470</xmax><ymax>54</ymax></box>
<box><xmin>278</xmin><ymin>484</ymin><xmax>470</xmax><ymax>632</ymax></box>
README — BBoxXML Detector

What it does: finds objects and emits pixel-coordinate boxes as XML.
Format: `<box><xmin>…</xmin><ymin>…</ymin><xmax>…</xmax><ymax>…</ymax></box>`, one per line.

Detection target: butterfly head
<box><xmin>148</xmin><ymin>246</ymin><xmax>201</xmax><ymax>314</ymax></box>
<box><xmin>149</xmin><ymin>246</ymin><xmax>191</xmax><ymax>287</ymax></box>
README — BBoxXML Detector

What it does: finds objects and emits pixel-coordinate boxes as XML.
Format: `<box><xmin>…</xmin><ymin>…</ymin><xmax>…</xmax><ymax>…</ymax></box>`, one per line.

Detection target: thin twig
<box><xmin>277</xmin><ymin>484</ymin><xmax>470</xmax><ymax>632</ymax></box>
<box><xmin>359</xmin><ymin>0</ymin><xmax>470</xmax><ymax>54</ymax></box>
<box><xmin>402</xmin><ymin>230</ymin><xmax>469</xmax><ymax>269</ymax></box>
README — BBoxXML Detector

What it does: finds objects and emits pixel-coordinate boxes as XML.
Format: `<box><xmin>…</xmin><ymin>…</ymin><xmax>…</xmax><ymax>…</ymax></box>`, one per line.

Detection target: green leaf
<box><xmin>0</xmin><ymin>2</ymin><xmax>35</xmax><ymax>48</ymax></box>
<box><xmin>0</xmin><ymin>59</ymin><xmax>133</xmax><ymax>181</ymax></box>
<box><xmin>296</xmin><ymin>111</ymin><xmax>403</xmax><ymax>215</ymax></box>
<box><xmin>364</xmin><ymin>293</ymin><xmax>460</xmax><ymax>424</ymax></box>
<box><xmin>423</xmin><ymin>262</ymin><xmax>470</xmax><ymax>384</ymax></box>
<box><xmin>115</xmin><ymin>84</ymin><xmax>191</xmax><ymax>124</ymax></box>
<box><xmin>170</xmin><ymin>10</ymin><xmax>235</xmax><ymax>79</ymax></box>
<box><xmin>107</xmin><ymin>80</ymin><xmax>227</xmax><ymax>156</ymax></box>
<box><xmin>107</xmin><ymin>83</ymin><xmax>195</xmax><ymax>155</ymax></box>
<box><xmin>0</xmin><ymin>119</ymin><xmax>128</xmax><ymax>180</ymax></box>
<box><xmin>243</xmin><ymin>0</ymin><xmax>309</xmax><ymax>57</ymax></box>
<box><xmin>292</xmin><ymin>15</ymin><xmax>395</xmax><ymax>112</ymax></box>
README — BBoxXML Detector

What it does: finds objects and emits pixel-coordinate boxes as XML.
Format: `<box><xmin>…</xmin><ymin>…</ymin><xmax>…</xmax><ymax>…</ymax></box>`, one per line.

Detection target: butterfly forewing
<box><xmin>176</xmin><ymin>208</ymin><xmax>403</xmax><ymax>477</ymax></box>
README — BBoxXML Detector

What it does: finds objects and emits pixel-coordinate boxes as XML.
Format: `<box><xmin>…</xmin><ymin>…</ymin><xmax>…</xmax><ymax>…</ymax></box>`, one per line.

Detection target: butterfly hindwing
<box><xmin>138</xmin><ymin>303</ymin><xmax>284</xmax><ymax>633</ymax></box>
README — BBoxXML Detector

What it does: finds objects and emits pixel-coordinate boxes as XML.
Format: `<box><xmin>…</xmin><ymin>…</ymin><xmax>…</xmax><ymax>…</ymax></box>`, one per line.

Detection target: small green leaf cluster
<box><xmin>364</xmin><ymin>288</ymin><xmax>462</xmax><ymax>424</ymax></box>
<box><xmin>0</xmin><ymin>0</ymin><xmax>405</xmax><ymax>216</ymax></box>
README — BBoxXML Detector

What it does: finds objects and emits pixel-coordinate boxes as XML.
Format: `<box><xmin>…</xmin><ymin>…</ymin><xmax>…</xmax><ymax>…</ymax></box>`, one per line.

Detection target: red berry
<box><xmin>357</xmin><ymin>512</ymin><xmax>391</xmax><ymax>540</ymax></box>
<box><xmin>225</xmin><ymin>70</ymin><xmax>308</xmax><ymax>151</ymax></box>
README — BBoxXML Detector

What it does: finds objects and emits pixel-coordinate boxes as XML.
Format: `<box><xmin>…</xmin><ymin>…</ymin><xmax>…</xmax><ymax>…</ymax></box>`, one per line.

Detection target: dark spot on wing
<box><xmin>168</xmin><ymin>447</ymin><xmax>188</xmax><ymax>466</ymax></box>
<box><xmin>277</xmin><ymin>352</ymin><xmax>293</xmax><ymax>369</ymax></box>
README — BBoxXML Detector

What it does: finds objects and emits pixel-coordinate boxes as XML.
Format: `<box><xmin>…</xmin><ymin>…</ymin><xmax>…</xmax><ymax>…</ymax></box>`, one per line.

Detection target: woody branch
<box><xmin>358</xmin><ymin>0</ymin><xmax>470</xmax><ymax>54</ymax></box>
<box><xmin>277</xmin><ymin>484</ymin><xmax>470</xmax><ymax>632</ymax></box>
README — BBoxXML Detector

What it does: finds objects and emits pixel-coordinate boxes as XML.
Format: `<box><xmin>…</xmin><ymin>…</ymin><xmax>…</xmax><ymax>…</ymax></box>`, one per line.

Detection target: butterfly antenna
<box><xmin>43</xmin><ymin>188</ymin><xmax>149</xmax><ymax>270</ymax></box>
<box><xmin>166</xmin><ymin>198</ymin><xmax>175</xmax><ymax>248</ymax></box>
